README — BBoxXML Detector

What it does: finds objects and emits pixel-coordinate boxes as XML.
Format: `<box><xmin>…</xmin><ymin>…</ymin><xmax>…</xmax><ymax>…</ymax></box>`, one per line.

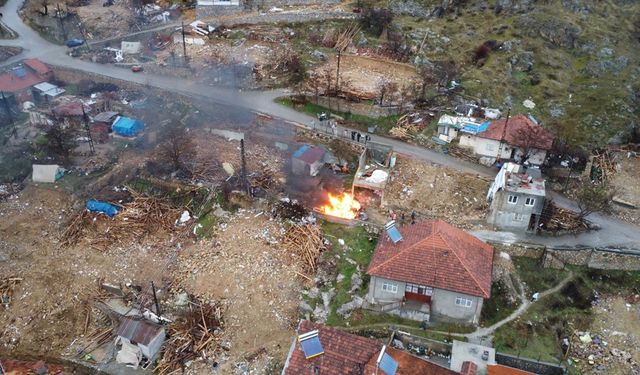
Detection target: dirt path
<box><xmin>466</xmin><ymin>271</ymin><xmax>575</xmax><ymax>344</ymax></box>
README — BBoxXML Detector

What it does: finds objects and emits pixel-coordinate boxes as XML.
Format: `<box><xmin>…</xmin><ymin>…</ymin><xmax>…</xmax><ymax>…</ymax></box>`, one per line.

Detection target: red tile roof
<box><xmin>0</xmin><ymin>359</ymin><xmax>65</xmax><ymax>374</ymax></box>
<box><xmin>284</xmin><ymin>321</ymin><xmax>461</xmax><ymax>375</ymax></box>
<box><xmin>283</xmin><ymin>320</ymin><xmax>381</xmax><ymax>375</ymax></box>
<box><xmin>461</xmin><ymin>361</ymin><xmax>478</xmax><ymax>375</ymax></box>
<box><xmin>24</xmin><ymin>58</ymin><xmax>51</xmax><ymax>76</ymax></box>
<box><xmin>367</xmin><ymin>220</ymin><xmax>494</xmax><ymax>298</ymax></box>
<box><xmin>52</xmin><ymin>101</ymin><xmax>90</xmax><ymax>117</ymax></box>
<box><xmin>478</xmin><ymin>115</ymin><xmax>554</xmax><ymax>151</ymax></box>
<box><xmin>0</xmin><ymin>67</ymin><xmax>46</xmax><ymax>93</ymax></box>
<box><xmin>487</xmin><ymin>364</ymin><xmax>536</xmax><ymax>375</ymax></box>
<box><xmin>364</xmin><ymin>347</ymin><xmax>459</xmax><ymax>375</ymax></box>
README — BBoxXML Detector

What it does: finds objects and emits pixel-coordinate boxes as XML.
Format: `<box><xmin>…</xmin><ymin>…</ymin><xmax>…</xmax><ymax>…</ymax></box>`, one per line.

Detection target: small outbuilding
<box><xmin>32</xmin><ymin>164</ymin><xmax>64</xmax><ymax>183</ymax></box>
<box><xmin>112</xmin><ymin>116</ymin><xmax>144</xmax><ymax>137</ymax></box>
<box><xmin>292</xmin><ymin>144</ymin><xmax>326</xmax><ymax>177</ymax></box>
<box><xmin>116</xmin><ymin>317</ymin><xmax>165</xmax><ymax>361</ymax></box>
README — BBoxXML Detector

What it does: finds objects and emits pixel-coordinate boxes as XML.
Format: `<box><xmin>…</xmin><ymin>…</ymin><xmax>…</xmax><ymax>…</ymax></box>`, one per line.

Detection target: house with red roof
<box><xmin>458</xmin><ymin>114</ymin><xmax>554</xmax><ymax>166</ymax></box>
<box><xmin>292</xmin><ymin>144</ymin><xmax>326</xmax><ymax>176</ymax></box>
<box><xmin>366</xmin><ymin>220</ymin><xmax>494</xmax><ymax>324</ymax></box>
<box><xmin>281</xmin><ymin>320</ymin><xmax>459</xmax><ymax>375</ymax></box>
<box><xmin>0</xmin><ymin>59</ymin><xmax>52</xmax><ymax>104</ymax></box>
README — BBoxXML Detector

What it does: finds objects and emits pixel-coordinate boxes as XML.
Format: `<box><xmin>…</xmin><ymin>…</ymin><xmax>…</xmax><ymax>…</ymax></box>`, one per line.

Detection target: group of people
<box><xmin>389</xmin><ymin>210</ymin><xmax>417</xmax><ymax>225</ymax></box>
<box><xmin>349</xmin><ymin>130</ymin><xmax>370</xmax><ymax>144</ymax></box>
<box><xmin>310</xmin><ymin>119</ymin><xmax>372</xmax><ymax>144</ymax></box>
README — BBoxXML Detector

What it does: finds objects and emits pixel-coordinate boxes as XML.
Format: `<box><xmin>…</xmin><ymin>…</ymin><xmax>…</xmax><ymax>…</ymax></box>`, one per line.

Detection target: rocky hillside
<box><xmin>389</xmin><ymin>0</ymin><xmax>640</xmax><ymax>149</ymax></box>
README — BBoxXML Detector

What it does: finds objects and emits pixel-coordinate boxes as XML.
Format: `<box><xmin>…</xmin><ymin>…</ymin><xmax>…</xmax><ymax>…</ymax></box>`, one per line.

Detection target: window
<box><xmin>382</xmin><ymin>282</ymin><xmax>398</xmax><ymax>294</ymax></box>
<box><xmin>405</xmin><ymin>283</ymin><xmax>433</xmax><ymax>296</ymax></box>
<box><xmin>507</xmin><ymin>195</ymin><xmax>518</xmax><ymax>204</ymax></box>
<box><xmin>514</xmin><ymin>213</ymin><xmax>524</xmax><ymax>222</ymax></box>
<box><xmin>455</xmin><ymin>297</ymin><xmax>473</xmax><ymax>308</ymax></box>
<box><xmin>525</xmin><ymin>197</ymin><xmax>536</xmax><ymax>206</ymax></box>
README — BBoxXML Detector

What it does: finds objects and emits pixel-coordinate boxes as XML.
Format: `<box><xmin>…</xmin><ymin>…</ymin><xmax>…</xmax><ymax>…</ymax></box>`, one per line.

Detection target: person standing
<box><xmin>411</xmin><ymin>210</ymin><xmax>416</xmax><ymax>224</ymax></box>
<box><xmin>343</xmin><ymin>129</ymin><xmax>348</xmax><ymax>138</ymax></box>
<box><xmin>356</xmin><ymin>132</ymin><xmax>362</xmax><ymax>143</ymax></box>
<box><xmin>351</xmin><ymin>131</ymin><xmax>356</xmax><ymax>141</ymax></box>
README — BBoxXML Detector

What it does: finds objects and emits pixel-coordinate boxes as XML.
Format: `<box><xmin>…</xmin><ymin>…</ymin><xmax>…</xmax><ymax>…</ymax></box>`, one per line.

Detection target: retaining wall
<box><xmin>491</xmin><ymin>242</ymin><xmax>640</xmax><ymax>271</ymax></box>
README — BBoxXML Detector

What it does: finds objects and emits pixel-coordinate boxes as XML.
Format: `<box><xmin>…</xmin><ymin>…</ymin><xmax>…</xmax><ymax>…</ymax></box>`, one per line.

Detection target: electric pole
<box><xmin>56</xmin><ymin>3</ymin><xmax>67</xmax><ymax>40</ymax></box>
<box><xmin>496</xmin><ymin>107</ymin><xmax>511</xmax><ymax>162</ymax></box>
<box><xmin>335</xmin><ymin>50</ymin><xmax>341</xmax><ymax>113</ymax></box>
<box><xmin>82</xmin><ymin>105</ymin><xmax>95</xmax><ymax>155</ymax></box>
<box><xmin>151</xmin><ymin>281</ymin><xmax>161</xmax><ymax>316</ymax></box>
<box><xmin>181</xmin><ymin>21</ymin><xmax>188</xmax><ymax>63</ymax></box>
<box><xmin>1</xmin><ymin>91</ymin><xmax>13</xmax><ymax>125</ymax></box>
<box><xmin>240</xmin><ymin>139</ymin><xmax>250</xmax><ymax>195</ymax></box>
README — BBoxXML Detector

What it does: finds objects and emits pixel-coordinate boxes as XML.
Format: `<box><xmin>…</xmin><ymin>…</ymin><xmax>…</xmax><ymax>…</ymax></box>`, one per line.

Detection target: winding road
<box><xmin>1</xmin><ymin>0</ymin><xmax>640</xmax><ymax>250</ymax></box>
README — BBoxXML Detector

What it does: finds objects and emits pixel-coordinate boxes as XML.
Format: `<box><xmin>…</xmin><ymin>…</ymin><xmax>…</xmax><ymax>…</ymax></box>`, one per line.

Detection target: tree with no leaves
<box><xmin>39</xmin><ymin>124</ymin><xmax>76</xmax><ymax>163</ymax></box>
<box><xmin>511</xmin><ymin>124</ymin><xmax>553</xmax><ymax>165</ymax></box>
<box><xmin>574</xmin><ymin>179</ymin><xmax>615</xmax><ymax>220</ymax></box>
<box><xmin>376</xmin><ymin>78</ymin><xmax>397</xmax><ymax>106</ymax></box>
<box><xmin>156</xmin><ymin>125</ymin><xmax>196</xmax><ymax>172</ymax></box>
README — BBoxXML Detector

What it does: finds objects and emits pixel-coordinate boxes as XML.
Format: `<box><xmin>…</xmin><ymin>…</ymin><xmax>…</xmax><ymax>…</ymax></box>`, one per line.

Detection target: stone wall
<box><xmin>313</xmin><ymin>96</ymin><xmax>401</xmax><ymax>118</ymax></box>
<box><xmin>491</xmin><ymin>241</ymin><xmax>640</xmax><ymax>272</ymax></box>
<box><xmin>495</xmin><ymin>353</ymin><xmax>565</xmax><ymax>375</ymax></box>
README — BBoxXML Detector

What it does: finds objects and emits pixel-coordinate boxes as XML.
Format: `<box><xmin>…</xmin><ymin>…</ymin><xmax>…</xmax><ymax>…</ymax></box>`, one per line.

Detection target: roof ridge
<box><xmin>436</xmin><ymin>228</ymin><xmax>490</xmax><ymax>298</ymax></box>
<box><xmin>367</xmin><ymin>222</ymin><xmax>434</xmax><ymax>275</ymax></box>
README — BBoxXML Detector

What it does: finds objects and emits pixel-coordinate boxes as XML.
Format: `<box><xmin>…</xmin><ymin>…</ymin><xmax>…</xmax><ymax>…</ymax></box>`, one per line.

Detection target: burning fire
<box><xmin>319</xmin><ymin>193</ymin><xmax>362</xmax><ymax>220</ymax></box>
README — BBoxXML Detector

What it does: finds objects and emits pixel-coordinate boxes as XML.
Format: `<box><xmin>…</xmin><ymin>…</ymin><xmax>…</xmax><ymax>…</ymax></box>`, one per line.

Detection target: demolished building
<box><xmin>352</xmin><ymin>142</ymin><xmax>395</xmax><ymax>206</ymax></box>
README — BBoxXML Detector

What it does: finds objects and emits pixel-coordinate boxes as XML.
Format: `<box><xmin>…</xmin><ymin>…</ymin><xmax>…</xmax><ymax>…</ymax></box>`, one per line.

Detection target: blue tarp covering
<box><xmin>460</xmin><ymin>121</ymin><xmax>490</xmax><ymax>135</ymax></box>
<box><xmin>86</xmin><ymin>199</ymin><xmax>119</xmax><ymax>217</ymax></box>
<box><xmin>293</xmin><ymin>144</ymin><xmax>309</xmax><ymax>158</ymax></box>
<box><xmin>112</xmin><ymin>116</ymin><xmax>144</xmax><ymax>137</ymax></box>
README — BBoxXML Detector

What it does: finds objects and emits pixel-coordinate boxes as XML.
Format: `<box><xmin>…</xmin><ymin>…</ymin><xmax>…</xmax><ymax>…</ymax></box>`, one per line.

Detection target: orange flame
<box><xmin>319</xmin><ymin>192</ymin><xmax>361</xmax><ymax>219</ymax></box>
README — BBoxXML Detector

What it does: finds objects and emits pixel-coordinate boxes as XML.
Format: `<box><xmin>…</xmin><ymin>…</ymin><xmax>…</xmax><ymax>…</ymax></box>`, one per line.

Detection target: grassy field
<box><xmin>493</xmin><ymin>260</ymin><xmax>640</xmax><ymax>363</ymax></box>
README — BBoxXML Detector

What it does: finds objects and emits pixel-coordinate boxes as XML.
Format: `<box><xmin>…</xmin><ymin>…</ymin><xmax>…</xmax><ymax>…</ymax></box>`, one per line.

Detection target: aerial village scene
<box><xmin>1</xmin><ymin>0</ymin><xmax>640</xmax><ymax>374</ymax></box>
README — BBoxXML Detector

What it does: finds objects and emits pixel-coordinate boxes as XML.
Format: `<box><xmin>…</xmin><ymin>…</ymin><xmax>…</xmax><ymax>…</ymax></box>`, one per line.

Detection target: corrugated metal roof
<box><xmin>117</xmin><ymin>317</ymin><xmax>162</xmax><ymax>345</ymax></box>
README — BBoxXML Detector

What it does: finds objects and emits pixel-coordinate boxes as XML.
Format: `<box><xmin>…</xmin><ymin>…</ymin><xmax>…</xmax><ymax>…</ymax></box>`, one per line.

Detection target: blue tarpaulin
<box><xmin>112</xmin><ymin>116</ymin><xmax>144</xmax><ymax>137</ymax></box>
<box><xmin>379</xmin><ymin>352</ymin><xmax>398</xmax><ymax>375</ymax></box>
<box><xmin>460</xmin><ymin>121</ymin><xmax>490</xmax><ymax>135</ymax></box>
<box><xmin>86</xmin><ymin>199</ymin><xmax>119</xmax><ymax>217</ymax></box>
<box><xmin>293</xmin><ymin>144</ymin><xmax>310</xmax><ymax>158</ymax></box>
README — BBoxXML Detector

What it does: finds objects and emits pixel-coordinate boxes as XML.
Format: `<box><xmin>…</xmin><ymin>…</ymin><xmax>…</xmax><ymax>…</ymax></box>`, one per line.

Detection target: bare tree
<box><xmin>41</xmin><ymin>0</ymin><xmax>49</xmax><ymax>15</ymax></box>
<box><xmin>308</xmin><ymin>71</ymin><xmax>322</xmax><ymax>104</ymax></box>
<box><xmin>156</xmin><ymin>125</ymin><xmax>196</xmax><ymax>172</ymax></box>
<box><xmin>376</xmin><ymin>78</ymin><xmax>397</xmax><ymax>106</ymax></box>
<box><xmin>511</xmin><ymin>124</ymin><xmax>553</xmax><ymax>165</ymax></box>
<box><xmin>575</xmin><ymin>179</ymin><xmax>615</xmax><ymax>220</ymax></box>
<box><xmin>329</xmin><ymin>139</ymin><xmax>353</xmax><ymax>166</ymax></box>
<box><xmin>397</xmin><ymin>84</ymin><xmax>415</xmax><ymax>113</ymax></box>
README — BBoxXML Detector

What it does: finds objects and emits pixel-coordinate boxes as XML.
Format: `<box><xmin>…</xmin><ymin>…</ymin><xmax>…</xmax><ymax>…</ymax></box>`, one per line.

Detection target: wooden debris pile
<box><xmin>540</xmin><ymin>200</ymin><xmax>589</xmax><ymax>232</ymax></box>
<box><xmin>249</xmin><ymin>165</ymin><xmax>284</xmax><ymax>191</ymax></box>
<box><xmin>390</xmin><ymin>112</ymin><xmax>432</xmax><ymax>140</ymax></box>
<box><xmin>1</xmin><ymin>277</ymin><xmax>22</xmax><ymax>308</ymax></box>
<box><xmin>590</xmin><ymin>151</ymin><xmax>618</xmax><ymax>182</ymax></box>
<box><xmin>155</xmin><ymin>300</ymin><xmax>223</xmax><ymax>375</ymax></box>
<box><xmin>60</xmin><ymin>189</ymin><xmax>188</xmax><ymax>251</ymax></box>
<box><xmin>282</xmin><ymin>224</ymin><xmax>326</xmax><ymax>272</ymax></box>
<box><xmin>449</xmin><ymin>147</ymin><xmax>478</xmax><ymax>163</ymax></box>
<box><xmin>273</xmin><ymin>200</ymin><xmax>309</xmax><ymax>222</ymax></box>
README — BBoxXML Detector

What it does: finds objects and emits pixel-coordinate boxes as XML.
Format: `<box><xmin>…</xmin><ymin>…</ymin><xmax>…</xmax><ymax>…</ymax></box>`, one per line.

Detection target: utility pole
<box><xmin>495</xmin><ymin>107</ymin><xmax>511</xmax><ymax>163</ymax></box>
<box><xmin>181</xmin><ymin>21</ymin><xmax>188</xmax><ymax>63</ymax></box>
<box><xmin>240</xmin><ymin>139</ymin><xmax>250</xmax><ymax>195</ymax></box>
<box><xmin>335</xmin><ymin>50</ymin><xmax>341</xmax><ymax>113</ymax></box>
<box><xmin>81</xmin><ymin>105</ymin><xmax>95</xmax><ymax>155</ymax></box>
<box><xmin>77</xmin><ymin>18</ymin><xmax>91</xmax><ymax>51</ymax></box>
<box><xmin>1</xmin><ymin>91</ymin><xmax>13</xmax><ymax>125</ymax></box>
<box><xmin>56</xmin><ymin>3</ymin><xmax>67</xmax><ymax>40</ymax></box>
<box><xmin>151</xmin><ymin>281</ymin><xmax>161</xmax><ymax>316</ymax></box>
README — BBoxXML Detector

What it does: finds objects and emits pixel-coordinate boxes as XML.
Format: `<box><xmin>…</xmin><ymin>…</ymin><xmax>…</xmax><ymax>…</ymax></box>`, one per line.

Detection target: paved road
<box><xmin>2</xmin><ymin>0</ymin><xmax>640</xmax><ymax>250</ymax></box>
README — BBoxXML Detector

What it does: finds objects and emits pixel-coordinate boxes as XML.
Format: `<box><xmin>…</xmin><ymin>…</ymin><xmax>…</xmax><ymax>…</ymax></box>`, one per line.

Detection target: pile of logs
<box><xmin>282</xmin><ymin>224</ymin><xmax>326</xmax><ymax>272</ymax></box>
<box><xmin>448</xmin><ymin>147</ymin><xmax>477</xmax><ymax>163</ymax></box>
<box><xmin>1</xmin><ymin>277</ymin><xmax>22</xmax><ymax>308</ymax></box>
<box><xmin>389</xmin><ymin>112</ymin><xmax>432</xmax><ymax>140</ymax></box>
<box><xmin>155</xmin><ymin>301</ymin><xmax>223</xmax><ymax>375</ymax></box>
<box><xmin>540</xmin><ymin>201</ymin><xmax>589</xmax><ymax>232</ymax></box>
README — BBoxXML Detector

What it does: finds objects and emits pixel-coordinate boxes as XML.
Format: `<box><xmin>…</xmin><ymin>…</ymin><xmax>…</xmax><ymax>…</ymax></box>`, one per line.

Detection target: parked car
<box><xmin>131</xmin><ymin>65</ymin><xmax>143</xmax><ymax>73</ymax></box>
<box><xmin>64</xmin><ymin>39</ymin><xmax>84</xmax><ymax>48</ymax></box>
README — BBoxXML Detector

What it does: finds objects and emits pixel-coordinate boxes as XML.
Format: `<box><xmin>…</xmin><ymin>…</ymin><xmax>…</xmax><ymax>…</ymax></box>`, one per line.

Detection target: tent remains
<box><xmin>32</xmin><ymin>164</ymin><xmax>64</xmax><ymax>183</ymax></box>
